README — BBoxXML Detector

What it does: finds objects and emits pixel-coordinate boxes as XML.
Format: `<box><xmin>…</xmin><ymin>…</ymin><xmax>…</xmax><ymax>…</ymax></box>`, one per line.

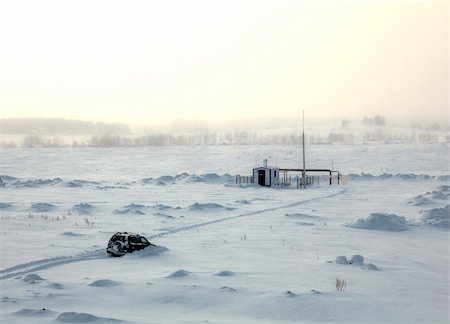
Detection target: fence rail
<box><xmin>236</xmin><ymin>176</ymin><xmax>254</xmax><ymax>184</ymax></box>
<box><xmin>236</xmin><ymin>174</ymin><xmax>349</xmax><ymax>187</ymax></box>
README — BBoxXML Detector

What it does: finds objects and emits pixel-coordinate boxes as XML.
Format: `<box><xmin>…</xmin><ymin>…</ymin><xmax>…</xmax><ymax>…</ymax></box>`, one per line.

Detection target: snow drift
<box><xmin>31</xmin><ymin>203</ymin><xmax>56</xmax><ymax>213</ymax></box>
<box><xmin>419</xmin><ymin>205</ymin><xmax>449</xmax><ymax>228</ymax></box>
<box><xmin>70</xmin><ymin>203</ymin><xmax>95</xmax><ymax>215</ymax></box>
<box><xmin>347</xmin><ymin>213</ymin><xmax>409</xmax><ymax>231</ymax></box>
<box><xmin>188</xmin><ymin>202</ymin><xmax>234</xmax><ymax>211</ymax></box>
<box><xmin>408</xmin><ymin>185</ymin><xmax>450</xmax><ymax>206</ymax></box>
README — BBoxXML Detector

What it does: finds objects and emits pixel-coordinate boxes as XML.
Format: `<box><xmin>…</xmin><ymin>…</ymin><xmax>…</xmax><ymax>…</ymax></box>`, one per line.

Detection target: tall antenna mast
<box><xmin>302</xmin><ymin>110</ymin><xmax>306</xmax><ymax>188</ymax></box>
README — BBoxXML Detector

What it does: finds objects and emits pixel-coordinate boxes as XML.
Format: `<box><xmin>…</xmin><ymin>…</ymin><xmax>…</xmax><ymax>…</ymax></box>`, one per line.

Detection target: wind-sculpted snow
<box><xmin>14</xmin><ymin>308</ymin><xmax>123</xmax><ymax>322</ymax></box>
<box><xmin>141</xmin><ymin>173</ymin><xmax>235</xmax><ymax>185</ymax></box>
<box><xmin>152</xmin><ymin>203</ymin><xmax>180</xmax><ymax>211</ymax></box>
<box><xmin>1</xmin><ymin>173</ymin><xmax>237</xmax><ymax>190</ymax></box>
<box><xmin>408</xmin><ymin>185</ymin><xmax>450</xmax><ymax>206</ymax></box>
<box><xmin>65</xmin><ymin>179</ymin><xmax>101</xmax><ymax>188</ymax></box>
<box><xmin>0</xmin><ymin>175</ymin><xmax>17</xmax><ymax>182</ymax></box>
<box><xmin>56</xmin><ymin>312</ymin><xmax>123</xmax><ymax>323</ymax></box>
<box><xmin>333</xmin><ymin>255</ymin><xmax>380</xmax><ymax>270</ymax></box>
<box><xmin>31</xmin><ymin>202</ymin><xmax>56</xmax><ymax>213</ymax></box>
<box><xmin>284</xmin><ymin>213</ymin><xmax>322</xmax><ymax>220</ymax></box>
<box><xmin>88</xmin><ymin>279</ymin><xmax>121</xmax><ymax>287</ymax></box>
<box><xmin>0</xmin><ymin>202</ymin><xmax>12</xmax><ymax>209</ymax></box>
<box><xmin>23</xmin><ymin>273</ymin><xmax>45</xmax><ymax>283</ymax></box>
<box><xmin>15</xmin><ymin>308</ymin><xmax>56</xmax><ymax>317</ymax></box>
<box><xmin>154</xmin><ymin>212</ymin><xmax>176</xmax><ymax>219</ymax></box>
<box><xmin>6</xmin><ymin>172</ymin><xmax>447</xmax><ymax>193</ymax></box>
<box><xmin>188</xmin><ymin>202</ymin><xmax>235</xmax><ymax>211</ymax></box>
<box><xmin>349</xmin><ymin>173</ymin><xmax>450</xmax><ymax>181</ymax></box>
<box><xmin>61</xmin><ymin>232</ymin><xmax>85</xmax><ymax>237</ymax></box>
<box><xmin>166</xmin><ymin>269</ymin><xmax>192</xmax><ymax>278</ymax></box>
<box><xmin>48</xmin><ymin>282</ymin><xmax>64</xmax><ymax>289</ymax></box>
<box><xmin>235</xmin><ymin>199</ymin><xmax>251</xmax><ymax>204</ymax></box>
<box><xmin>419</xmin><ymin>205</ymin><xmax>449</xmax><ymax>228</ymax></box>
<box><xmin>124</xmin><ymin>245</ymin><xmax>169</xmax><ymax>258</ymax></box>
<box><xmin>215</xmin><ymin>270</ymin><xmax>236</xmax><ymax>277</ymax></box>
<box><xmin>14</xmin><ymin>178</ymin><xmax>63</xmax><ymax>187</ymax></box>
<box><xmin>114</xmin><ymin>203</ymin><xmax>147</xmax><ymax>215</ymax></box>
<box><xmin>70</xmin><ymin>203</ymin><xmax>95</xmax><ymax>215</ymax></box>
<box><xmin>347</xmin><ymin>213</ymin><xmax>409</xmax><ymax>231</ymax></box>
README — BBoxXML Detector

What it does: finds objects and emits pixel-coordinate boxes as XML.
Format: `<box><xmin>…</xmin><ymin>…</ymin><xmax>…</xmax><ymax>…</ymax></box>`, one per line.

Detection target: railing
<box><xmin>235</xmin><ymin>175</ymin><xmax>254</xmax><ymax>185</ymax></box>
<box><xmin>235</xmin><ymin>174</ymin><xmax>349</xmax><ymax>187</ymax></box>
<box><xmin>296</xmin><ymin>176</ymin><xmax>319</xmax><ymax>188</ymax></box>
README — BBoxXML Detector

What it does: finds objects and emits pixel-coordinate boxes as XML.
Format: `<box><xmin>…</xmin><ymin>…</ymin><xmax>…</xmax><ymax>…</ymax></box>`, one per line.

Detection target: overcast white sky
<box><xmin>0</xmin><ymin>0</ymin><xmax>448</xmax><ymax>126</ymax></box>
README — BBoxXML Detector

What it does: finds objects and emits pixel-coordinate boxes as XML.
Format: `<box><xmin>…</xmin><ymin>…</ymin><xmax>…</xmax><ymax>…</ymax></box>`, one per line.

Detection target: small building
<box><xmin>252</xmin><ymin>159</ymin><xmax>279</xmax><ymax>187</ymax></box>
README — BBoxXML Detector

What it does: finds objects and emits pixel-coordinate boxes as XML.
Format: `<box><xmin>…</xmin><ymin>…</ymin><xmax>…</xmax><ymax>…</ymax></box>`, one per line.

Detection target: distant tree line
<box><xmin>0</xmin><ymin>130</ymin><xmax>445</xmax><ymax>148</ymax></box>
<box><xmin>0</xmin><ymin>118</ymin><xmax>130</xmax><ymax>135</ymax></box>
<box><xmin>0</xmin><ymin>116</ymin><xmax>447</xmax><ymax>147</ymax></box>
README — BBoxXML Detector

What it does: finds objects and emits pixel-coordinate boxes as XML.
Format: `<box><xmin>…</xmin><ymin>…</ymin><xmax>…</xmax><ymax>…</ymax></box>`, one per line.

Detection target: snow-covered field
<box><xmin>0</xmin><ymin>143</ymin><xmax>448</xmax><ymax>323</ymax></box>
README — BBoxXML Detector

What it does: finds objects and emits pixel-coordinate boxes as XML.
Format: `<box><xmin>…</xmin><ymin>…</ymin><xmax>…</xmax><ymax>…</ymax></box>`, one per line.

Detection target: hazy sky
<box><xmin>0</xmin><ymin>0</ymin><xmax>447</xmax><ymax>125</ymax></box>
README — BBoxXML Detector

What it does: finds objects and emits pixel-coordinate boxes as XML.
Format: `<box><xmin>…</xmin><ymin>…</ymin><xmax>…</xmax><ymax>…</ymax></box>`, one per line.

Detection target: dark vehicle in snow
<box><xmin>106</xmin><ymin>232</ymin><xmax>154</xmax><ymax>257</ymax></box>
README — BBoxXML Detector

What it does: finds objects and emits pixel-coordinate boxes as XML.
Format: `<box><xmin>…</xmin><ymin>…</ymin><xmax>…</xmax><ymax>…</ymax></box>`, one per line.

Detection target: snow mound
<box><xmin>419</xmin><ymin>205</ymin><xmax>449</xmax><ymax>228</ymax></box>
<box><xmin>141</xmin><ymin>173</ymin><xmax>235</xmax><ymax>185</ymax></box>
<box><xmin>125</xmin><ymin>245</ymin><xmax>168</xmax><ymax>258</ymax></box>
<box><xmin>367</xmin><ymin>263</ymin><xmax>379</xmax><ymax>271</ymax></box>
<box><xmin>31</xmin><ymin>202</ymin><xmax>56</xmax><ymax>213</ymax></box>
<box><xmin>285</xmin><ymin>290</ymin><xmax>298</xmax><ymax>297</ymax></box>
<box><xmin>409</xmin><ymin>186</ymin><xmax>450</xmax><ymax>206</ymax></box>
<box><xmin>61</xmin><ymin>231</ymin><xmax>85</xmax><ymax>237</ymax></box>
<box><xmin>140</xmin><ymin>177</ymin><xmax>154</xmax><ymax>184</ymax></box>
<box><xmin>333</xmin><ymin>255</ymin><xmax>381</xmax><ymax>270</ymax></box>
<box><xmin>335</xmin><ymin>256</ymin><xmax>349</xmax><ymax>265</ymax></box>
<box><xmin>56</xmin><ymin>312</ymin><xmax>121</xmax><ymax>322</ymax></box>
<box><xmin>115</xmin><ymin>209</ymin><xmax>146</xmax><ymax>215</ymax></box>
<box><xmin>186</xmin><ymin>173</ymin><xmax>235</xmax><ymax>184</ymax></box>
<box><xmin>65</xmin><ymin>179</ymin><xmax>101</xmax><ymax>188</ymax></box>
<box><xmin>0</xmin><ymin>202</ymin><xmax>12</xmax><ymax>209</ymax></box>
<box><xmin>409</xmin><ymin>195</ymin><xmax>432</xmax><ymax>206</ymax></box>
<box><xmin>88</xmin><ymin>279</ymin><xmax>121</xmax><ymax>287</ymax></box>
<box><xmin>215</xmin><ymin>270</ymin><xmax>236</xmax><ymax>277</ymax></box>
<box><xmin>115</xmin><ymin>203</ymin><xmax>147</xmax><ymax>215</ymax></box>
<box><xmin>220</xmin><ymin>286</ymin><xmax>237</xmax><ymax>292</ymax></box>
<box><xmin>15</xmin><ymin>308</ymin><xmax>56</xmax><ymax>316</ymax></box>
<box><xmin>285</xmin><ymin>213</ymin><xmax>321</xmax><ymax>220</ymax></box>
<box><xmin>188</xmin><ymin>202</ymin><xmax>234</xmax><ymax>211</ymax></box>
<box><xmin>14</xmin><ymin>178</ymin><xmax>63</xmax><ymax>188</ymax></box>
<box><xmin>347</xmin><ymin>213</ymin><xmax>409</xmax><ymax>231</ymax></box>
<box><xmin>166</xmin><ymin>269</ymin><xmax>191</xmax><ymax>278</ymax></box>
<box><xmin>70</xmin><ymin>203</ymin><xmax>95</xmax><ymax>215</ymax></box>
<box><xmin>152</xmin><ymin>204</ymin><xmax>178</xmax><ymax>211</ymax></box>
<box><xmin>124</xmin><ymin>203</ymin><xmax>145</xmax><ymax>209</ymax></box>
<box><xmin>350</xmin><ymin>255</ymin><xmax>364</xmax><ymax>265</ymax></box>
<box><xmin>349</xmin><ymin>173</ymin><xmax>442</xmax><ymax>181</ymax></box>
<box><xmin>0</xmin><ymin>175</ymin><xmax>17</xmax><ymax>182</ymax></box>
<box><xmin>154</xmin><ymin>212</ymin><xmax>176</xmax><ymax>219</ymax></box>
<box><xmin>48</xmin><ymin>282</ymin><xmax>64</xmax><ymax>289</ymax></box>
<box><xmin>23</xmin><ymin>273</ymin><xmax>45</xmax><ymax>283</ymax></box>
<box><xmin>298</xmin><ymin>222</ymin><xmax>314</xmax><ymax>226</ymax></box>
<box><xmin>156</xmin><ymin>175</ymin><xmax>175</xmax><ymax>184</ymax></box>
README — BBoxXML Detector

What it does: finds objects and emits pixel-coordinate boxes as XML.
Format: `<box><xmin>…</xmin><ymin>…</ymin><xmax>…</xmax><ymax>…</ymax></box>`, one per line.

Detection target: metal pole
<box><xmin>302</xmin><ymin>110</ymin><xmax>306</xmax><ymax>188</ymax></box>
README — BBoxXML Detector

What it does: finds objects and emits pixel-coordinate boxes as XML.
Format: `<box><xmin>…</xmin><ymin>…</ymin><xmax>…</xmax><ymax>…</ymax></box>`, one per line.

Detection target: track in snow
<box><xmin>0</xmin><ymin>188</ymin><xmax>346</xmax><ymax>280</ymax></box>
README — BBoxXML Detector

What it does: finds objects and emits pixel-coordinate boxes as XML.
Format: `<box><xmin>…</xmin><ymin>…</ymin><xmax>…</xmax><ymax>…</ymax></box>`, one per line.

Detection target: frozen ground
<box><xmin>0</xmin><ymin>143</ymin><xmax>448</xmax><ymax>323</ymax></box>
